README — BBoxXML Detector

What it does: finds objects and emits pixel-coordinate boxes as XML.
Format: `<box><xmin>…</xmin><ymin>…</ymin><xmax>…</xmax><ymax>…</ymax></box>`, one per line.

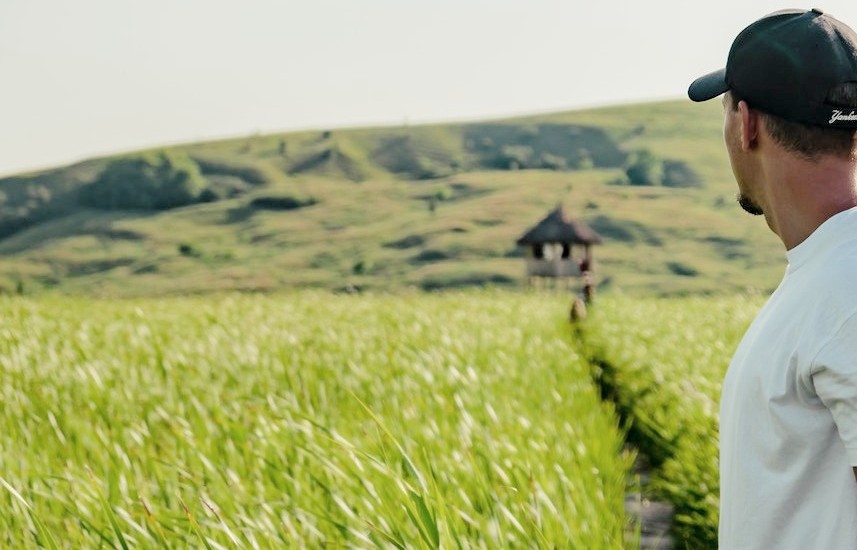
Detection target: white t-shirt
<box><xmin>720</xmin><ymin>207</ymin><xmax>857</xmax><ymax>549</ymax></box>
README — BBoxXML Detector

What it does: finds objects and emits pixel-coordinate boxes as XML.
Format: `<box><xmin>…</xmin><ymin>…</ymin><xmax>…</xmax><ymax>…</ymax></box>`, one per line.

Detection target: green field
<box><xmin>1</xmin><ymin>291</ymin><xmax>634</xmax><ymax>548</ymax></box>
<box><xmin>0</xmin><ymin>291</ymin><xmax>763</xmax><ymax>547</ymax></box>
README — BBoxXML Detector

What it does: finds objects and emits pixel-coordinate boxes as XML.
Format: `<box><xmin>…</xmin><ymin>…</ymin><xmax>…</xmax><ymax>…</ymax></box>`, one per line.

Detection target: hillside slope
<box><xmin>0</xmin><ymin>99</ymin><xmax>784</xmax><ymax>297</ymax></box>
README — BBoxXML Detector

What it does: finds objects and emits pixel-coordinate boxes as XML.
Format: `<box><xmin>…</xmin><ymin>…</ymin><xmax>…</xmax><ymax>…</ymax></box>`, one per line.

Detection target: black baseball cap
<box><xmin>688</xmin><ymin>8</ymin><xmax>857</xmax><ymax>127</ymax></box>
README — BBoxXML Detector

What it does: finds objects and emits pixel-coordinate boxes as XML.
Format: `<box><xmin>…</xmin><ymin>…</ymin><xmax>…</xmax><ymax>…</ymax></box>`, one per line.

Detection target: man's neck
<box><xmin>760</xmin><ymin>152</ymin><xmax>857</xmax><ymax>250</ymax></box>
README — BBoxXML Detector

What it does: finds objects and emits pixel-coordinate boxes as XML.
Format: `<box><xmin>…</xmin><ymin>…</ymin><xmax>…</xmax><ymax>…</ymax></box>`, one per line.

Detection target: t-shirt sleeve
<box><xmin>812</xmin><ymin>313</ymin><xmax>857</xmax><ymax>466</ymax></box>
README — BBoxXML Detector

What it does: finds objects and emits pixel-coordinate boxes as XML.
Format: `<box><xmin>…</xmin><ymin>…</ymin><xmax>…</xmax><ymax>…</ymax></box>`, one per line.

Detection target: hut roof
<box><xmin>516</xmin><ymin>206</ymin><xmax>602</xmax><ymax>245</ymax></box>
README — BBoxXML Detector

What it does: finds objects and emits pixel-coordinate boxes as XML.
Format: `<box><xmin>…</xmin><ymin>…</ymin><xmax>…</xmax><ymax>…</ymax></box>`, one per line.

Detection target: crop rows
<box><xmin>0</xmin><ymin>292</ymin><xmax>630</xmax><ymax>548</ymax></box>
<box><xmin>578</xmin><ymin>295</ymin><xmax>763</xmax><ymax>547</ymax></box>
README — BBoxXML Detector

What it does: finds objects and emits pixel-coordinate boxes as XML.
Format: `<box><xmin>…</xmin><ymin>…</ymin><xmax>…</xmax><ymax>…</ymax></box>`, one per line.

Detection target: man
<box><xmin>688</xmin><ymin>8</ymin><xmax>857</xmax><ymax>549</ymax></box>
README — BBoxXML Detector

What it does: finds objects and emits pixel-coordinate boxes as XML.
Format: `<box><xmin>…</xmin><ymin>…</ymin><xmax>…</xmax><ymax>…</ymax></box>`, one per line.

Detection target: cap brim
<box><xmin>688</xmin><ymin>68</ymin><xmax>728</xmax><ymax>102</ymax></box>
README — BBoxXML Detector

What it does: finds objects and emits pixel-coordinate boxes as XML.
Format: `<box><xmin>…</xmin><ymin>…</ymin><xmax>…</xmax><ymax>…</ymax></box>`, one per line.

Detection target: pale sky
<box><xmin>3</xmin><ymin>1</ymin><xmax>857</xmax><ymax>177</ymax></box>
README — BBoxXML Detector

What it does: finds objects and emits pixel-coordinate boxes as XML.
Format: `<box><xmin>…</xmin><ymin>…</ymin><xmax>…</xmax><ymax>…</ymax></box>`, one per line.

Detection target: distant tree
<box><xmin>80</xmin><ymin>151</ymin><xmax>206</xmax><ymax>210</ymax></box>
<box><xmin>435</xmin><ymin>187</ymin><xmax>451</xmax><ymax>201</ymax></box>
<box><xmin>352</xmin><ymin>259</ymin><xmax>372</xmax><ymax>274</ymax></box>
<box><xmin>499</xmin><ymin>145</ymin><xmax>534</xmax><ymax>170</ymax></box>
<box><xmin>539</xmin><ymin>153</ymin><xmax>567</xmax><ymax>171</ymax></box>
<box><xmin>572</xmin><ymin>148</ymin><xmax>594</xmax><ymax>170</ymax></box>
<box><xmin>625</xmin><ymin>149</ymin><xmax>662</xmax><ymax>186</ymax></box>
<box><xmin>178</xmin><ymin>243</ymin><xmax>201</xmax><ymax>258</ymax></box>
<box><xmin>25</xmin><ymin>185</ymin><xmax>51</xmax><ymax>208</ymax></box>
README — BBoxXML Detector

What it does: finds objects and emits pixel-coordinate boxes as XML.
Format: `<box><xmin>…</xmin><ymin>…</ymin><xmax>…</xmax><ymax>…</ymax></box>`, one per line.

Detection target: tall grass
<box><xmin>579</xmin><ymin>295</ymin><xmax>763</xmax><ymax>547</ymax></box>
<box><xmin>0</xmin><ymin>291</ymin><xmax>630</xmax><ymax>548</ymax></box>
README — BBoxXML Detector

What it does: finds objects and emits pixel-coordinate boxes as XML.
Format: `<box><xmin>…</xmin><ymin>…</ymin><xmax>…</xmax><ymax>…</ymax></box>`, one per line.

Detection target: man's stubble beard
<box><xmin>737</xmin><ymin>193</ymin><xmax>764</xmax><ymax>216</ymax></box>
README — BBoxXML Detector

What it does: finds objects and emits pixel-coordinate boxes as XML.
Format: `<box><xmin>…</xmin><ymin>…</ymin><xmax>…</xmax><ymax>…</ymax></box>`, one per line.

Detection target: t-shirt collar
<box><xmin>786</xmin><ymin>206</ymin><xmax>857</xmax><ymax>272</ymax></box>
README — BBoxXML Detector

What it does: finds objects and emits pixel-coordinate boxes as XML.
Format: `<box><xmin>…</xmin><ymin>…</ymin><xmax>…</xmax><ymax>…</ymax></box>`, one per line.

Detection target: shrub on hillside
<box><xmin>623</xmin><ymin>152</ymin><xmax>704</xmax><ymax>188</ymax></box>
<box><xmin>538</xmin><ymin>153</ymin><xmax>568</xmax><ymax>171</ymax></box>
<box><xmin>667</xmin><ymin>261</ymin><xmax>699</xmax><ymax>277</ymax></box>
<box><xmin>624</xmin><ymin>149</ymin><xmax>662</xmax><ymax>186</ymax></box>
<box><xmin>249</xmin><ymin>195</ymin><xmax>318</xmax><ymax>210</ymax></box>
<box><xmin>178</xmin><ymin>243</ymin><xmax>202</xmax><ymax>258</ymax></box>
<box><xmin>569</xmin><ymin>148</ymin><xmax>595</xmax><ymax>170</ymax></box>
<box><xmin>662</xmin><ymin>160</ymin><xmax>703</xmax><ymax>188</ymax></box>
<box><xmin>80</xmin><ymin>152</ymin><xmax>206</xmax><ymax>210</ymax></box>
<box><xmin>497</xmin><ymin>145</ymin><xmax>534</xmax><ymax>170</ymax></box>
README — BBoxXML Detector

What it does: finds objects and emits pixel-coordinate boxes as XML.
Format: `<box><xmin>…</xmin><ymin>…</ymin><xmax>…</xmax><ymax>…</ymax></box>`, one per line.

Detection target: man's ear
<box><xmin>738</xmin><ymin>100</ymin><xmax>759</xmax><ymax>151</ymax></box>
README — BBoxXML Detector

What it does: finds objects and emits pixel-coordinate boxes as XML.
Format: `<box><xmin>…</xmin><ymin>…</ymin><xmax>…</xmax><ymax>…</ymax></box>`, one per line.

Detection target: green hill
<box><xmin>0</xmin><ymin>99</ymin><xmax>785</xmax><ymax>297</ymax></box>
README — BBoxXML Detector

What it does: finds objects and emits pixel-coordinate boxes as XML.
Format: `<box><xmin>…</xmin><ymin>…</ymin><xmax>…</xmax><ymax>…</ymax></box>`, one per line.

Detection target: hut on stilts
<box><xmin>516</xmin><ymin>205</ymin><xmax>602</xmax><ymax>300</ymax></box>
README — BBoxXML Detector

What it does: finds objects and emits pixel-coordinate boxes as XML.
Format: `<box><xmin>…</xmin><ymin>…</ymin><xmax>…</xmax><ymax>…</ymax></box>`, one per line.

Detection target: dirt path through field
<box><xmin>625</xmin><ymin>452</ymin><xmax>675</xmax><ymax>549</ymax></box>
<box><xmin>571</xmin><ymin>320</ymin><xmax>676</xmax><ymax>548</ymax></box>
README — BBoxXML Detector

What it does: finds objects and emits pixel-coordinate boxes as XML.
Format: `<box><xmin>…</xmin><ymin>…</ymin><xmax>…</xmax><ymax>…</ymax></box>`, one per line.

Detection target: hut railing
<box><xmin>525</xmin><ymin>258</ymin><xmax>583</xmax><ymax>278</ymax></box>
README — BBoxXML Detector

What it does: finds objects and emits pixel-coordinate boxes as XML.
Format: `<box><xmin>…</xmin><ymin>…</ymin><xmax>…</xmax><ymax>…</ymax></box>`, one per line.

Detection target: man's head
<box><xmin>689</xmin><ymin>9</ymin><xmax>857</xmax><ymax>215</ymax></box>
<box><xmin>689</xmin><ymin>9</ymin><xmax>857</xmax><ymax>130</ymax></box>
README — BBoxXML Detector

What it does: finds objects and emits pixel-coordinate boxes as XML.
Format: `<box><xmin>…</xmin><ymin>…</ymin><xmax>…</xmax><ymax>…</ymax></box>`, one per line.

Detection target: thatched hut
<box><xmin>516</xmin><ymin>205</ymin><xmax>602</xmax><ymax>287</ymax></box>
